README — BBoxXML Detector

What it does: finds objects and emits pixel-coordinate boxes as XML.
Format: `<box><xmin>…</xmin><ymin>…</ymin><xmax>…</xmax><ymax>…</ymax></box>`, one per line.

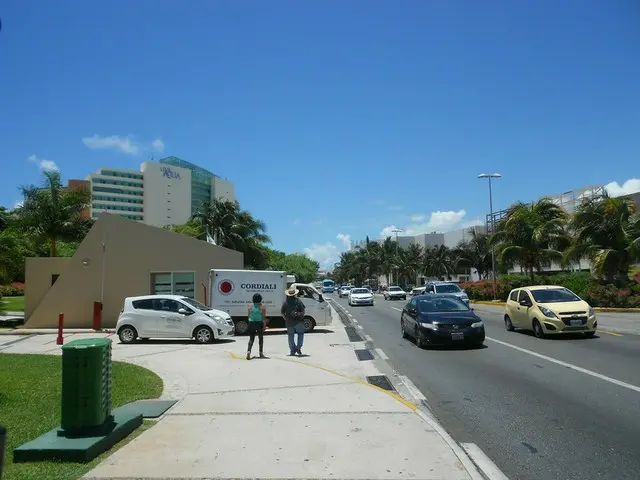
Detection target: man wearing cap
<box><xmin>281</xmin><ymin>285</ymin><xmax>306</xmax><ymax>356</ymax></box>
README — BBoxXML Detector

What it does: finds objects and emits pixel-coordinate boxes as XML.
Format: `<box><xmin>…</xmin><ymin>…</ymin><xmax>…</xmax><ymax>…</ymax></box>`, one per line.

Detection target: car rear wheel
<box><xmin>118</xmin><ymin>326</ymin><xmax>138</xmax><ymax>344</ymax></box>
<box><xmin>401</xmin><ymin>319</ymin><xmax>408</xmax><ymax>339</ymax></box>
<box><xmin>533</xmin><ymin>320</ymin><xmax>545</xmax><ymax>339</ymax></box>
<box><xmin>415</xmin><ymin>328</ymin><xmax>427</xmax><ymax>348</ymax></box>
<box><xmin>194</xmin><ymin>325</ymin><xmax>214</xmax><ymax>344</ymax></box>
<box><xmin>504</xmin><ymin>315</ymin><xmax>514</xmax><ymax>331</ymax></box>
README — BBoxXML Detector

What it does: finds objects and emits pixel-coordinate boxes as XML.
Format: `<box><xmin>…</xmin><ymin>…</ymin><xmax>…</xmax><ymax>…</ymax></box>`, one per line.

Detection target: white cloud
<box><xmin>461</xmin><ymin>218</ymin><xmax>484</xmax><ymax>228</ymax></box>
<box><xmin>380</xmin><ymin>225</ymin><xmax>401</xmax><ymax>238</ymax></box>
<box><xmin>82</xmin><ymin>134</ymin><xmax>139</xmax><ymax>155</ymax></box>
<box><xmin>336</xmin><ymin>233</ymin><xmax>352</xmax><ymax>249</ymax></box>
<box><xmin>380</xmin><ymin>210</ymin><xmax>469</xmax><ymax>238</ymax></box>
<box><xmin>292</xmin><ymin>218</ymin><xmax>302</xmax><ymax>226</ymax></box>
<box><xmin>303</xmin><ymin>242</ymin><xmax>341</xmax><ymax>270</ymax></box>
<box><xmin>387</xmin><ymin>205</ymin><xmax>404</xmax><ymax>211</ymax></box>
<box><xmin>13</xmin><ymin>200</ymin><xmax>23</xmax><ymax>209</ymax></box>
<box><xmin>27</xmin><ymin>154</ymin><xmax>59</xmax><ymax>171</ymax></box>
<box><xmin>311</xmin><ymin>219</ymin><xmax>323</xmax><ymax>226</ymax></box>
<box><xmin>151</xmin><ymin>137</ymin><xmax>165</xmax><ymax>153</ymax></box>
<box><xmin>605</xmin><ymin>178</ymin><xmax>640</xmax><ymax>197</ymax></box>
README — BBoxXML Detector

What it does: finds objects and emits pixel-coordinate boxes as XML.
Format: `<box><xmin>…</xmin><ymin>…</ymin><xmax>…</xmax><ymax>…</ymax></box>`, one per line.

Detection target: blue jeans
<box><xmin>287</xmin><ymin>323</ymin><xmax>305</xmax><ymax>354</ymax></box>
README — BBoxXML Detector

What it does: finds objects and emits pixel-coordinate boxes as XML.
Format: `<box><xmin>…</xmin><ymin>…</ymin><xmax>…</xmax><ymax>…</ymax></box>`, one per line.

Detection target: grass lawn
<box><xmin>0</xmin><ymin>353</ymin><xmax>164</xmax><ymax>480</ymax></box>
<box><xmin>0</xmin><ymin>296</ymin><xmax>25</xmax><ymax>312</ymax></box>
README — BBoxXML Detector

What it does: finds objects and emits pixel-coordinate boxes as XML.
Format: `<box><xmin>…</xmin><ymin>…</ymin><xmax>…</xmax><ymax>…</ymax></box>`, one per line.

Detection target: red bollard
<box><xmin>56</xmin><ymin>312</ymin><xmax>64</xmax><ymax>345</ymax></box>
<box><xmin>92</xmin><ymin>301</ymin><xmax>102</xmax><ymax>331</ymax></box>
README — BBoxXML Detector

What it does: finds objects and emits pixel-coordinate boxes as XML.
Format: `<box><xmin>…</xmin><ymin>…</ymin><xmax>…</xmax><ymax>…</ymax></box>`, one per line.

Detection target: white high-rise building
<box><xmin>85</xmin><ymin>158</ymin><xmax>236</xmax><ymax>227</ymax></box>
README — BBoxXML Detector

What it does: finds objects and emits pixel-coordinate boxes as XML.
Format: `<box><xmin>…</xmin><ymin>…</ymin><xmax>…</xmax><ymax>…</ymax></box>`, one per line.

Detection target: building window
<box><xmin>150</xmin><ymin>272</ymin><xmax>195</xmax><ymax>298</ymax></box>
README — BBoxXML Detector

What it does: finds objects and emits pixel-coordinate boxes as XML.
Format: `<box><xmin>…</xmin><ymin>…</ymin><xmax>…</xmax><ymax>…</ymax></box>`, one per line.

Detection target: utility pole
<box><xmin>478</xmin><ymin>173</ymin><xmax>501</xmax><ymax>300</ymax></box>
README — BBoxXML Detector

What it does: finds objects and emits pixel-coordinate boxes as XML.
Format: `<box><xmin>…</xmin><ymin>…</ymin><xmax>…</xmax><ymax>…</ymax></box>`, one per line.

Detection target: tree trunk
<box><xmin>50</xmin><ymin>238</ymin><xmax>57</xmax><ymax>257</ymax></box>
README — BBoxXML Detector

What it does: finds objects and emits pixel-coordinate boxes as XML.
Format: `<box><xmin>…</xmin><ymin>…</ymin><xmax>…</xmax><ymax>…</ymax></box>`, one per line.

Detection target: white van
<box><xmin>209</xmin><ymin>269</ymin><xmax>332</xmax><ymax>334</ymax></box>
<box><xmin>116</xmin><ymin>295</ymin><xmax>235</xmax><ymax>344</ymax></box>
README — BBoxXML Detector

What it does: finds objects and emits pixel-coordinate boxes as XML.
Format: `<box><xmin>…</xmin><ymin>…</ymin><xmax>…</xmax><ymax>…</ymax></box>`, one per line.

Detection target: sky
<box><xmin>1</xmin><ymin>0</ymin><xmax>639</xmax><ymax>270</ymax></box>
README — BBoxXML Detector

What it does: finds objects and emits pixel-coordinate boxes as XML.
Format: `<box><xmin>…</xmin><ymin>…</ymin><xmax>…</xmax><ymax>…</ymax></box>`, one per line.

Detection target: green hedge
<box><xmin>461</xmin><ymin>272</ymin><xmax>640</xmax><ymax>308</ymax></box>
<box><xmin>0</xmin><ymin>285</ymin><xmax>24</xmax><ymax>297</ymax></box>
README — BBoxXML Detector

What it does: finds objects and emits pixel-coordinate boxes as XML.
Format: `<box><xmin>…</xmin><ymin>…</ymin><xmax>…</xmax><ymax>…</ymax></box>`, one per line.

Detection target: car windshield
<box><xmin>531</xmin><ymin>288</ymin><xmax>581</xmax><ymax>303</ymax></box>
<box><xmin>342</xmin><ymin>286</ymin><xmax>351</xmax><ymax>290</ymax></box>
<box><xmin>417</xmin><ymin>297</ymin><xmax>469</xmax><ymax>313</ymax></box>
<box><xmin>181</xmin><ymin>297</ymin><xmax>209</xmax><ymax>310</ymax></box>
<box><xmin>435</xmin><ymin>284</ymin><xmax>461</xmax><ymax>293</ymax></box>
<box><xmin>390</xmin><ymin>286</ymin><xmax>402</xmax><ymax>291</ymax></box>
<box><xmin>352</xmin><ymin>288</ymin><xmax>369</xmax><ymax>294</ymax></box>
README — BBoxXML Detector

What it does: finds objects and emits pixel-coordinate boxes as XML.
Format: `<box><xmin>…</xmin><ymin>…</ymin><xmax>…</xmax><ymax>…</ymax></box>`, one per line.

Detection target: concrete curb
<box><xmin>471</xmin><ymin>301</ymin><xmax>640</xmax><ymax>313</ymax></box>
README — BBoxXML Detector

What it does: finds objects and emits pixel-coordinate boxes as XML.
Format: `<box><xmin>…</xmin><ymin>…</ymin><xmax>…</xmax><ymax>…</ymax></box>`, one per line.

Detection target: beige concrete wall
<box><xmin>24</xmin><ymin>257</ymin><xmax>72</xmax><ymax>319</ymax></box>
<box><xmin>24</xmin><ymin>214</ymin><xmax>244</xmax><ymax>329</ymax></box>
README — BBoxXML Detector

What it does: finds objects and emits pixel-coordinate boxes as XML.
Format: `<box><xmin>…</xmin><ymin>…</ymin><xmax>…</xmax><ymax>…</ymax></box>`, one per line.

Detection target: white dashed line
<box><xmin>357</xmin><ymin>325</ymin><xmax>364</xmax><ymax>330</ymax></box>
<box><xmin>390</xmin><ymin>307</ymin><xmax>403</xmax><ymax>312</ymax></box>
<box><xmin>365</xmin><ymin>335</ymin><xmax>373</xmax><ymax>342</ymax></box>
<box><xmin>486</xmin><ymin>336</ymin><xmax>640</xmax><ymax>394</ymax></box>
<box><xmin>461</xmin><ymin>443</ymin><xmax>510</xmax><ymax>480</ymax></box>
<box><xmin>375</xmin><ymin>348</ymin><xmax>389</xmax><ymax>360</ymax></box>
<box><xmin>351</xmin><ymin>318</ymin><xmax>359</xmax><ymax>324</ymax></box>
<box><xmin>398</xmin><ymin>375</ymin><xmax>426</xmax><ymax>401</ymax></box>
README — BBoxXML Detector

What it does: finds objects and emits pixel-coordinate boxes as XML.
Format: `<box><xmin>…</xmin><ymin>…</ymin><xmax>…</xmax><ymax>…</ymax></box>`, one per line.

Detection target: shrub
<box><xmin>0</xmin><ymin>285</ymin><xmax>24</xmax><ymax>297</ymax></box>
<box><xmin>463</xmin><ymin>272</ymin><xmax>640</xmax><ymax>308</ymax></box>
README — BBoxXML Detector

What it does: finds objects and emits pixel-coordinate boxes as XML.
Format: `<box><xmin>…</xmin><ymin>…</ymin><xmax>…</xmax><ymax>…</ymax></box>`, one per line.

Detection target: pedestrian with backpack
<box><xmin>247</xmin><ymin>293</ymin><xmax>267</xmax><ymax>360</ymax></box>
<box><xmin>281</xmin><ymin>286</ymin><xmax>306</xmax><ymax>356</ymax></box>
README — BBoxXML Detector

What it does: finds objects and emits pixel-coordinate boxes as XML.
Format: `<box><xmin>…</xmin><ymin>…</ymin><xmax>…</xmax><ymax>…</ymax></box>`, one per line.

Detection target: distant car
<box><xmin>116</xmin><ymin>295</ymin><xmax>235</xmax><ymax>344</ymax></box>
<box><xmin>400</xmin><ymin>294</ymin><xmax>485</xmax><ymax>348</ymax></box>
<box><xmin>338</xmin><ymin>285</ymin><xmax>352</xmax><ymax>298</ymax></box>
<box><xmin>384</xmin><ymin>286</ymin><xmax>407</xmax><ymax>300</ymax></box>
<box><xmin>423</xmin><ymin>282</ymin><xmax>469</xmax><ymax>306</ymax></box>
<box><xmin>504</xmin><ymin>285</ymin><xmax>597</xmax><ymax>339</ymax></box>
<box><xmin>348</xmin><ymin>287</ymin><xmax>374</xmax><ymax>306</ymax></box>
<box><xmin>411</xmin><ymin>286</ymin><xmax>426</xmax><ymax>296</ymax></box>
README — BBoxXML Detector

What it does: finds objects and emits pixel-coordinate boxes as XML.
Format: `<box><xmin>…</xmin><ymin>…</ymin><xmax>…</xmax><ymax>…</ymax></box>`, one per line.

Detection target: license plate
<box><xmin>451</xmin><ymin>332</ymin><xmax>464</xmax><ymax>340</ymax></box>
<box><xmin>570</xmin><ymin>319</ymin><xmax>582</xmax><ymax>326</ymax></box>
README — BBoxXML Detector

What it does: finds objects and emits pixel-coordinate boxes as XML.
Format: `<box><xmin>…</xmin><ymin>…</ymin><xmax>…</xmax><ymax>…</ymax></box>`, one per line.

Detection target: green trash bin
<box><xmin>60</xmin><ymin>338</ymin><xmax>113</xmax><ymax>433</ymax></box>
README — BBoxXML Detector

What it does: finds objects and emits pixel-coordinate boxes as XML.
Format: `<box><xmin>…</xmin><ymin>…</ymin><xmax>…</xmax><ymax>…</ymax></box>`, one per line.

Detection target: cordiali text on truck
<box><xmin>209</xmin><ymin>269</ymin><xmax>332</xmax><ymax>335</ymax></box>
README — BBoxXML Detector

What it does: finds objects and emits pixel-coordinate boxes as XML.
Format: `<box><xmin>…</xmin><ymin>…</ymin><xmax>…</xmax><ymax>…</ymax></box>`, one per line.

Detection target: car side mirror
<box><xmin>178</xmin><ymin>308</ymin><xmax>190</xmax><ymax>315</ymax></box>
<box><xmin>519</xmin><ymin>300</ymin><xmax>530</xmax><ymax>307</ymax></box>
<box><xmin>319</xmin><ymin>296</ymin><xmax>325</xmax><ymax>303</ymax></box>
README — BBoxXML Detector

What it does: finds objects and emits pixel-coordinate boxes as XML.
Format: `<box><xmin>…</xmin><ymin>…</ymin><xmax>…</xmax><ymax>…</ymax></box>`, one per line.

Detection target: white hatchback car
<box><xmin>116</xmin><ymin>295</ymin><xmax>235</xmax><ymax>344</ymax></box>
<box><xmin>348</xmin><ymin>287</ymin><xmax>374</xmax><ymax>306</ymax></box>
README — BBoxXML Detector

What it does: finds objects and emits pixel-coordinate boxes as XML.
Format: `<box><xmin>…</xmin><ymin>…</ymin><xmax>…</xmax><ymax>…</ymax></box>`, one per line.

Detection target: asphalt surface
<box><xmin>331</xmin><ymin>294</ymin><xmax>640</xmax><ymax>480</ymax></box>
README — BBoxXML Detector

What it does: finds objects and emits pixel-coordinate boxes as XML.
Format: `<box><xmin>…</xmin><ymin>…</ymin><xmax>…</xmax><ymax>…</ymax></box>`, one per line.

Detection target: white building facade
<box><xmin>86</xmin><ymin>159</ymin><xmax>235</xmax><ymax>228</ymax></box>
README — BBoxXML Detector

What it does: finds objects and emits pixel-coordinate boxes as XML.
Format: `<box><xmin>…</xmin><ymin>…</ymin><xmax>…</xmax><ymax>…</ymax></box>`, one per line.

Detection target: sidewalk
<box><xmin>1</xmin><ymin>311</ymin><xmax>482</xmax><ymax>479</ymax></box>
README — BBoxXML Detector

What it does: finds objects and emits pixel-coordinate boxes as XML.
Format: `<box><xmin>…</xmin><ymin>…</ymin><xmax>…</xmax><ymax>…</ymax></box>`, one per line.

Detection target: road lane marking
<box><xmin>357</xmin><ymin>325</ymin><xmax>364</xmax><ymax>330</ymax></box>
<box><xmin>390</xmin><ymin>307</ymin><xmax>403</xmax><ymax>312</ymax></box>
<box><xmin>375</xmin><ymin>348</ymin><xmax>389</xmax><ymax>360</ymax></box>
<box><xmin>398</xmin><ymin>375</ymin><xmax>426</xmax><ymax>401</ymax></box>
<box><xmin>598</xmin><ymin>329</ymin><xmax>623</xmax><ymax>337</ymax></box>
<box><xmin>461</xmin><ymin>443</ymin><xmax>510</xmax><ymax>480</ymax></box>
<box><xmin>365</xmin><ymin>334</ymin><xmax>373</xmax><ymax>342</ymax></box>
<box><xmin>486</xmin><ymin>336</ymin><xmax>640</xmax><ymax>393</ymax></box>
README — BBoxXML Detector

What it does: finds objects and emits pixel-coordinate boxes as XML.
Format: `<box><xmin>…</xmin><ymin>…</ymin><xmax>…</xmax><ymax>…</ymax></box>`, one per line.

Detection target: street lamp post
<box><xmin>478</xmin><ymin>173</ymin><xmax>502</xmax><ymax>300</ymax></box>
<box><xmin>391</xmin><ymin>228</ymin><xmax>402</xmax><ymax>286</ymax></box>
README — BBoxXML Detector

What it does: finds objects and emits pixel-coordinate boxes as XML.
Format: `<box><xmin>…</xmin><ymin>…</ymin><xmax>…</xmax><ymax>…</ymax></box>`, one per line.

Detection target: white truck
<box><xmin>209</xmin><ymin>269</ymin><xmax>332</xmax><ymax>335</ymax></box>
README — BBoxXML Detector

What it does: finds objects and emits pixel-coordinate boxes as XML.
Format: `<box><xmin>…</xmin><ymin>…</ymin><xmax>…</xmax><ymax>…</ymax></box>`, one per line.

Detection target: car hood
<box><xmin>419</xmin><ymin>311</ymin><xmax>478</xmax><ymax>324</ymax></box>
<box><xmin>537</xmin><ymin>301</ymin><xmax>589</xmax><ymax>313</ymax></box>
<box><xmin>204</xmin><ymin>308</ymin><xmax>230</xmax><ymax>318</ymax></box>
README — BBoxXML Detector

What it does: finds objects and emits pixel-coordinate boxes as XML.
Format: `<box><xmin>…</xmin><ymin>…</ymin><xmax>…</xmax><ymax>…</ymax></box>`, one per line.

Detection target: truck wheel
<box><xmin>235</xmin><ymin>319</ymin><xmax>249</xmax><ymax>335</ymax></box>
<box><xmin>303</xmin><ymin>316</ymin><xmax>315</xmax><ymax>333</ymax></box>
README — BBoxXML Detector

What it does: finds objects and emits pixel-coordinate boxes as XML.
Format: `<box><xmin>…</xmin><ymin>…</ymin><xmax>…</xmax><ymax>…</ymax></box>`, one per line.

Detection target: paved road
<box><xmin>331</xmin><ymin>294</ymin><xmax>640</xmax><ymax>480</ymax></box>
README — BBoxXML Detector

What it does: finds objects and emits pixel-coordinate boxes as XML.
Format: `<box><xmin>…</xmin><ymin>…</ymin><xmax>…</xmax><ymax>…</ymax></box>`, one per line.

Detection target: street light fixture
<box><xmin>478</xmin><ymin>173</ymin><xmax>502</xmax><ymax>300</ymax></box>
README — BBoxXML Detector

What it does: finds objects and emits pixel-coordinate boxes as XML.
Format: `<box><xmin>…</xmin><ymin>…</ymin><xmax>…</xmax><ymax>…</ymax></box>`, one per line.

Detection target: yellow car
<box><xmin>504</xmin><ymin>285</ymin><xmax>597</xmax><ymax>338</ymax></box>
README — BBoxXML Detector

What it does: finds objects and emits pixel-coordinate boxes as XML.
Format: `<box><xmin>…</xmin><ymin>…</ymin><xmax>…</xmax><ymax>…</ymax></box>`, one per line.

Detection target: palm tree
<box><xmin>565</xmin><ymin>194</ymin><xmax>638</xmax><ymax>286</ymax></box>
<box><xmin>456</xmin><ymin>228</ymin><xmax>492</xmax><ymax>279</ymax></box>
<box><xmin>490</xmin><ymin>197</ymin><xmax>570</xmax><ymax>281</ymax></box>
<box><xmin>398</xmin><ymin>243</ymin><xmax>424</xmax><ymax>286</ymax></box>
<box><xmin>379</xmin><ymin>237</ymin><xmax>399</xmax><ymax>285</ymax></box>
<box><xmin>16</xmin><ymin>170</ymin><xmax>92</xmax><ymax>257</ymax></box>
<box><xmin>191</xmin><ymin>199</ymin><xmax>271</xmax><ymax>269</ymax></box>
<box><xmin>424</xmin><ymin>245</ymin><xmax>456</xmax><ymax>279</ymax></box>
